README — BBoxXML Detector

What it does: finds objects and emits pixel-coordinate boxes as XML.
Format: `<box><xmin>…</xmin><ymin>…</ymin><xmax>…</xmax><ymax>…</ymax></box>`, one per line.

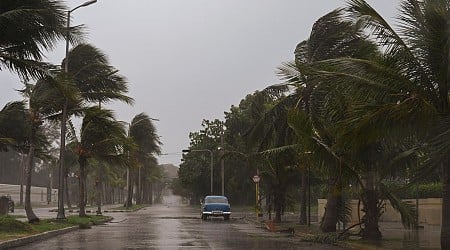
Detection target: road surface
<box><xmin>12</xmin><ymin>195</ymin><xmax>341</xmax><ymax>250</ymax></box>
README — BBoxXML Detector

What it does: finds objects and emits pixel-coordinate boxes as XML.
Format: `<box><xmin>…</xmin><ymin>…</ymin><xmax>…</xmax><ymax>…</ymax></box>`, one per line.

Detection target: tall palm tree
<box><xmin>57</xmin><ymin>43</ymin><xmax>133</xmax><ymax>217</ymax></box>
<box><xmin>271</xmin><ymin>9</ymin><xmax>377</xmax><ymax>229</ymax></box>
<box><xmin>127</xmin><ymin>113</ymin><xmax>161</xmax><ymax>205</ymax></box>
<box><xmin>0</xmin><ymin>0</ymin><xmax>71</xmax><ymax>79</ymax></box>
<box><xmin>74</xmin><ymin>107</ymin><xmax>129</xmax><ymax>217</ymax></box>
<box><xmin>17</xmin><ymin>77</ymin><xmax>65</xmax><ymax>223</ymax></box>
<box><xmin>299</xmin><ymin>0</ymin><xmax>450</xmax><ymax>246</ymax></box>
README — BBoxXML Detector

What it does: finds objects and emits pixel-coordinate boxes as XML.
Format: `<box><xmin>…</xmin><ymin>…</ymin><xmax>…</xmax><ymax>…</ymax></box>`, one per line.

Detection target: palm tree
<box><xmin>17</xmin><ymin>77</ymin><xmax>66</xmax><ymax>223</ymax></box>
<box><xmin>0</xmin><ymin>0</ymin><xmax>71</xmax><ymax>79</ymax></box>
<box><xmin>127</xmin><ymin>113</ymin><xmax>161</xmax><ymax>205</ymax></box>
<box><xmin>0</xmin><ymin>102</ymin><xmax>29</xmax><ymax>152</ymax></box>
<box><xmin>57</xmin><ymin>43</ymin><xmax>133</xmax><ymax>217</ymax></box>
<box><xmin>74</xmin><ymin>107</ymin><xmax>129</xmax><ymax>217</ymax></box>
<box><xmin>298</xmin><ymin>0</ymin><xmax>450</xmax><ymax>246</ymax></box>
<box><xmin>270</xmin><ymin>8</ymin><xmax>377</xmax><ymax>229</ymax></box>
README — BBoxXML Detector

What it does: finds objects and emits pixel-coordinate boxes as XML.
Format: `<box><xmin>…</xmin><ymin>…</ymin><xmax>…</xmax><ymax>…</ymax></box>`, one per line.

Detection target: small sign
<box><xmin>253</xmin><ymin>175</ymin><xmax>260</xmax><ymax>183</ymax></box>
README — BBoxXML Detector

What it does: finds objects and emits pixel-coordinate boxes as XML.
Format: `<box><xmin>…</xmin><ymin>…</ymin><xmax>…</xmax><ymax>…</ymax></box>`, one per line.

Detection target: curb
<box><xmin>0</xmin><ymin>226</ymin><xmax>78</xmax><ymax>249</ymax></box>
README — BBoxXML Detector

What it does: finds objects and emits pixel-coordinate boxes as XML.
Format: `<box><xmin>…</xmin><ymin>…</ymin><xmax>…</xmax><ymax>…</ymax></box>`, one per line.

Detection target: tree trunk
<box><xmin>360</xmin><ymin>171</ymin><xmax>381</xmax><ymax>240</ymax></box>
<box><xmin>25</xmin><ymin>129</ymin><xmax>39</xmax><ymax>223</ymax></box>
<box><xmin>96</xmin><ymin>177</ymin><xmax>102</xmax><ymax>215</ymax></box>
<box><xmin>78</xmin><ymin>157</ymin><xmax>87</xmax><ymax>217</ymax></box>
<box><xmin>125</xmin><ymin>168</ymin><xmax>133</xmax><ymax>207</ymax></box>
<box><xmin>299</xmin><ymin>167</ymin><xmax>307</xmax><ymax>224</ymax></box>
<box><xmin>141</xmin><ymin>180</ymin><xmax>148</xmax><ymax>204</ymax></box>
<box><xmin>148</xmin><ymin>182</ymin><xmax>153</xmax><ymax>205</ymax></box>
<box><xmin>136</xmin><ymin>167</ymin><xmax>141</xmax><ymax>204</ymax></box>
<box><xmin>273</xmin><ymin>189</ymin><xmax>283</xmax><ymax>222</ymax></box>
<box><xmin>64</xmin><ymin>174</ymin><xmax>71</xmax><ymax>209</ymax></box>
<box><xmin>320</xmin><ymin>178</ymin><xmax>339</xmax><ymax>232</ymax></box>
<box><xmin>441</xmin><ymin>159</ymin><xmax>450</xmax><ymax>249</ymax></box>
<box><xmin>19</xmin><ymin>154</ymin><xmax>25</xmax><ymax>206</ymax></box>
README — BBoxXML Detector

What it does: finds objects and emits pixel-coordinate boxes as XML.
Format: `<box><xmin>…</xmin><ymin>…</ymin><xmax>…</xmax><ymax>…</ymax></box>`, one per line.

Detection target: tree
<box><xmin>19</xmin><ymin>78</ymin><xmax>64</xmax><ymax>223</ymax></box>
<box><xmin>0</xmin><ymin>0</ymin><xmax>70</xmax><ymax>79</ymax></box>
<box><xmin>298</xmin><ymin>0</ymin><xmax>449</xmax><ymax>245</ymax></box>
<box><xmin>0</xmin><ymin>102</ymin><xmax>29</xmax><ymax>152</ymax></box>
<box><xmin>274</xmin><ymin>8</ymin><xmax>378</xmax><ymax>229</ymax></box>
<box><xmin>57</xmin><ymin>43</ymin><xmax>133</xmax><ymax>217</ymax></box>
<box><xmin>127</xmin><ymin>113</ymin><xmax>161</xmax><ymax>205</ymax></box>
<box><xmin>74</xmin><ymin>107</ymin><xmax>129</xmax><ymax>217</ymax></box>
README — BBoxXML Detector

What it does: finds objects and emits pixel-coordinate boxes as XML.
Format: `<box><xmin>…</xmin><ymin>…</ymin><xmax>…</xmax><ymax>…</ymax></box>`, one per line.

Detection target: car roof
<box><xmin>205</xmin><ymin>195</ymin><xmax>228</xmax><ymax>199</ymax></box>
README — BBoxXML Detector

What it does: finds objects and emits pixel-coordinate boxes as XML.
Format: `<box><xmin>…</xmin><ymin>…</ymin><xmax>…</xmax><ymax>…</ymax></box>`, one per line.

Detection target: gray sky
<box><xmin>0</xmin><ymin>0</ymin><xmax>398</xmax><ymax>165</ymax></box>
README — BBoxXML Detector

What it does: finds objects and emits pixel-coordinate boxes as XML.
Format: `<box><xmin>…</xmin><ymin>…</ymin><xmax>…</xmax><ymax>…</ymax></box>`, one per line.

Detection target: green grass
<box><xmin>0</xmin><ymin>215</ymin><xmax>112</xmax><ymax>242</ymax></box>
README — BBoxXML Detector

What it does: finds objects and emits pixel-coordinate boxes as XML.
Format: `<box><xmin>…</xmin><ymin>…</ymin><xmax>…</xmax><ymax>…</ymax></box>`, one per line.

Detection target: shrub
<box><xmin>0</xmin><ymin>216</ymin><xmax>32</xmax><ymax>232</ymax></box>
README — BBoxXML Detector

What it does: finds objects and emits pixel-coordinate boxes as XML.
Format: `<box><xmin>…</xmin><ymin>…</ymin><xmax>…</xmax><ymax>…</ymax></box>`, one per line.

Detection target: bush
<box><xmin>0</xmin><ymin>216</ymin><xmax>32</xmax><ymax>232</ymax></box>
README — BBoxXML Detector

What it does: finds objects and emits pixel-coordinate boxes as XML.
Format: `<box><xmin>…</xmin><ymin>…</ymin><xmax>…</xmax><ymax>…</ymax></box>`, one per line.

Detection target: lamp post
<box><xmin>182</xmin><ymin>149</ymin><xmax>214</xmax><ymax>194</ymax></box>
<box><xmin>57</xmin><ymin>0</ymin><xmax>97</xmax><ymax>220</ymax></box>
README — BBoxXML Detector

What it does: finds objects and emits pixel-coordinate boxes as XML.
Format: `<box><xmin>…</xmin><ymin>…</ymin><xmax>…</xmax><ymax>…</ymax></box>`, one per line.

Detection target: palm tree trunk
<box><xmin>320</xmin><ymin>177</ymin><xmax>339</xmax><ymax>232</ymax></box>
<box><xmin>149</xmin><ymin>182</ymin><xmax>153</xmax><ymax>205</ymax></box>
<box><xmin>125</xmin><ymin>169</ymin><xmax>133</xmax><ymax>207</ymax></box>
<box><xmin>441</xmin><ymin>160</ymin><xmax>450</xmax><ymax>249</ymax></box>
<box><xmin>78</xmin><ymin>157</ymin><xmax>87</xmax><ymax>217</ymax></box>
<box><xmin>136</xmin><ymin>167</ymin><xmax>141</xmax><ymax>204</ymax></box>
<box><xmin>96</xmin><ymin>177</ymin><xmax>102</xmax><ymax>214</ymax></box>
<box><xmin>299</xmin><ymin>167</ymin><xmax>307</xmax><ymax>224</ymax></box>
<box><xmin>64</xmin><ymin>174</ymin><xmax>71</xmax><ymax>209</ymax></box>
<box><xmin>360</xmin><ymin>171</ymin><xmax>381</xmax><ymax>240</ymax></box>
<box><xmin>273</xmin><ymin>188</ymin><xmax>283</xmax><ymax>222</ymax></box>
<box><xmin>19</xmin><ymin>153</ymin><xmax>25</xmax><ymax>206</ymax></box>
<box><xmin>25</xmin><ymin>128</ymin><xmax>39</xmax><ymax>223</ymax></box>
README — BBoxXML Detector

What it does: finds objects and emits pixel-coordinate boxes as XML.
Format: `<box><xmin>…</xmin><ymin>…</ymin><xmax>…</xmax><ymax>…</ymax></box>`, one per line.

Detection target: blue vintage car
<box><xmin>201</xmin><ymin>195</ymin><xmax>231</xmax><ymax>220</ymax></box>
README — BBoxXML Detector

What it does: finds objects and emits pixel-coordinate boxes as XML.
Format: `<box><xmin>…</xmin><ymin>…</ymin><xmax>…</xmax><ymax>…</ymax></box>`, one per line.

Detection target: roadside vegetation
<box><xmin>0</xmin><ymin>215</ymin><xmax>111</xmax><ymax>242</ymax></box>
<box><xmin>177</xmin><ymin>0</ymin><xmax>450</xmax><ymax>249</ymax></box>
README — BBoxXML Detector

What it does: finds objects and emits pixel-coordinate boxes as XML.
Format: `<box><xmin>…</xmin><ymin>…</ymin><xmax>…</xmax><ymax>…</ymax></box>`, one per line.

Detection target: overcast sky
<box><xmin>0</xmin><ymin>0</ymin><xmax>399</xmax><ymax>166</ymax></box>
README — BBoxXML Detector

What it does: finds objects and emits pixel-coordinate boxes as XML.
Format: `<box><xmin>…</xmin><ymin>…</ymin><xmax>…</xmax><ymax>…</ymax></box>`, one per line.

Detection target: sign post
<box><xmin>253</xmin><ymin>175</ymin><xmax>260</xmax><ymax>220</ymax></box>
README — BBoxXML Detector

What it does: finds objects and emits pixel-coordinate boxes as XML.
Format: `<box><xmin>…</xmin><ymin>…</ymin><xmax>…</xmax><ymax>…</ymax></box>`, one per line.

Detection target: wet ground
<box><xmin>11</xmin><ymin>195</ymin><xmax>340</xmax><ymax>250</ymax></box>
<box><xmin>8</xmin><ymin>194</ymin><xmax>442</xmax><ymax>249</ymax></box>
<box><xmin>374</xmin><ymin>223</ymin><xmax>441</xmax><ymax>249</ymax></box>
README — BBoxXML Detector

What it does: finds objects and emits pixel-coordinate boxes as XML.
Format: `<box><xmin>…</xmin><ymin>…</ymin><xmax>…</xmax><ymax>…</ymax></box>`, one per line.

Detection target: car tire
<box><xmin>224</xmin><ymin>215</ymin><xmax>230</xmax><ymax>221</ymax></box>
<box><xmin>202</xmin><ymin>214</ymin><xmax>208</xmax><ymax>221</ymax></box>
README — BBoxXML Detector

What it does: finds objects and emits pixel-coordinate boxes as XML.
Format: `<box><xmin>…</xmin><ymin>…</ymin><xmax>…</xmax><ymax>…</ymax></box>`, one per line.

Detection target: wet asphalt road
<box><xmin>12</xmin><ymin>196</ymin><xmax>341</xmax><ymax>250</ymax></box>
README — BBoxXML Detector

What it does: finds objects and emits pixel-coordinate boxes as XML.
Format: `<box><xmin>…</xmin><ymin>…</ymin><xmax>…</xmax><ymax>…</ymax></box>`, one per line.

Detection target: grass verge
<box><xmin>0</xmin><ymin>215</ymin><xmax>111</xmax><ymax>242</ymax></box>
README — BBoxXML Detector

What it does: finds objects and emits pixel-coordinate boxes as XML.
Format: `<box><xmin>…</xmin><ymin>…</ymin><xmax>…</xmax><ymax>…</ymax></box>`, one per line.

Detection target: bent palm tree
<box><xmin>75</xmin><ymin>107</ymin><xmax>129</xmax><ymax>217</ymax></box>
<box><xmin>128</xmin><ymin>113</ymin><xmax>161</xmax><ymax>205</ymax></box>
<box><xmin>272</xmin><ymin>9</ymin><xmax>376</xmax><ymax>230</ymax></box>
<box><xmin>57</xmin><ymin>43</ymin><xmax>133</xmax><ymax>218</ymax></box>
<box><xmin>0</xmin><ymin>0</ymin><xmax>70</xmax><ymax>79</ymax></box>
<box><xmin>300</xmin><ymin>0</ymin><xmax>450</xmax><ymax>246</ymax></box>
<box><xmin>19</xmin><ymin>77</ymin><xmax>64</xmax><ymax>223</ymax></box>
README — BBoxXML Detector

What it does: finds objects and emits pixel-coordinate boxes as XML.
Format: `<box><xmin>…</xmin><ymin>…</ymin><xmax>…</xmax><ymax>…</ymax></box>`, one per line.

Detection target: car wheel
<box><xmin>224</xmin><ymin>215</ymin><xmax>230</xmax><ymax>221</ymax></box>
<box><xmin>202</xmin><ymin>214</ymin><xmax>208</xmax><ymax>220</ymax></box>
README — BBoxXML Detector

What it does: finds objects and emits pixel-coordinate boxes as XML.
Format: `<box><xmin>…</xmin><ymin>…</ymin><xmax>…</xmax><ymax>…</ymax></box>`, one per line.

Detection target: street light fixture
<box><xmin>182</xmin><ymin>149</ymin><xmax>214</xmax><ymax>194</ymax></box>
<box><xmin>57</xmin><ymin>0</ymin><xmax>97</xmax><ymax>220</ymax></box>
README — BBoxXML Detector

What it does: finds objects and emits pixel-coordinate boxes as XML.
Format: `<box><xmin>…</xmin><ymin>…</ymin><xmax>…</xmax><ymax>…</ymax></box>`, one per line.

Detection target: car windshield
<box><xmin>205</xmin><ymin>197</ymin><xmax>228</xmax><ymax>204</ymax></box>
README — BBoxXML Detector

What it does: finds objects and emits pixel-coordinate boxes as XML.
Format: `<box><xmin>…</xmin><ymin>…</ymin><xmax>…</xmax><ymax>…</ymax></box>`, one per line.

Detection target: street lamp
<box><xmin>57</xmin><ymin>0</ymin><xmax>97</xmax><ymax>220</ymax></box>
<box><xmin>182</xmin><ymin>149</ymin><xmax>214</xmax><ymax>194</ymax></box>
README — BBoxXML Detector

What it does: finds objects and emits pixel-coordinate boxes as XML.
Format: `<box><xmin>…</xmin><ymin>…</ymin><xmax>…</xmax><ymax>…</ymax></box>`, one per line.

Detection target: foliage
<box><xmin>0</xmin><ymin>216</ymin><xmax>32</xmax><ymax>232</ymax></box>
<box><xmin>0</xmin><ymin>0</ymin><xmax>73</xmax><ymax>79</ymax></box>
<box><xmin>385</xmin><ymin>182</ymin><xmax>443</xmax><ymax>199</ymax></box>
